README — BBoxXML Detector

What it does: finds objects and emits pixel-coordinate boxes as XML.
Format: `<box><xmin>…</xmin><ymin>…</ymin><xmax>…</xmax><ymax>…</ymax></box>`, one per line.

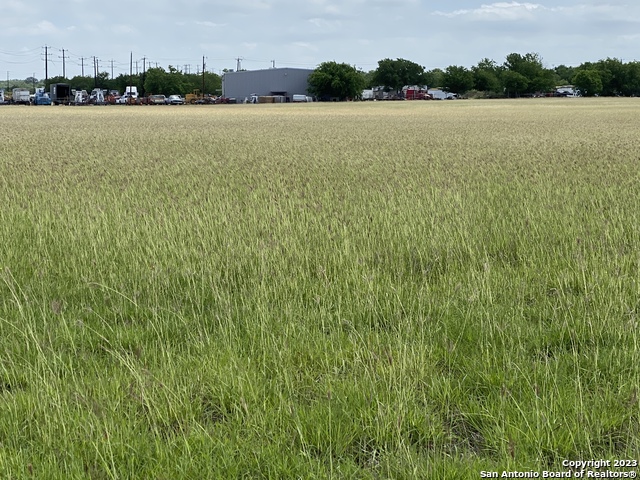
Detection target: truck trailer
<box><xmin>50</xmin><ymin>83</ymin><xmax>72</xmax><ymax>105</ymax></box>
<box><xmin>12</xmin><ymin>88</ymin><xmax>31</xmax><ymax>105</ymax></box>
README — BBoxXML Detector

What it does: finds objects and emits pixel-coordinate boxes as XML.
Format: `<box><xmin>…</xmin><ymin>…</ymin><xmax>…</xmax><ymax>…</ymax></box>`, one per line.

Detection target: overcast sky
<box><xmin>1</xmin><ymin>0</ymin><xmax>639</xmax><ymax>80</ymax></box>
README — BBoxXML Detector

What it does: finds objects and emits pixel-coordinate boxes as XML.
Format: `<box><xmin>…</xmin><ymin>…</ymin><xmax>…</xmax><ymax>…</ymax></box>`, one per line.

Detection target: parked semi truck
<box><xmin>50</xmin><ymin>83</ymin><xmax>72</xmax><ymax>105</ymax></box>
<box><xmin>12</xmin><ymin>88</ymin><xmax>31</xmax><ymax>105</ymax></box>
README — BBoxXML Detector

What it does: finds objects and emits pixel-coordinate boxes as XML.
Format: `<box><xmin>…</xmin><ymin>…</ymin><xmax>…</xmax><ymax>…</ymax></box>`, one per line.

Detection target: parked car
<box><xmin>167</xmin><ymin>95</ymin><xmax>185</xmax><ymax>105</ymax></box>
<box><xmin>149</xmin><ymin>94</ymin><xmax>167</xmax><ymax>105</ymax></box>
<box><xmin>116</xmin><ymin>93</ymin><xmax>134</xmax><ymax>104</ymax></box>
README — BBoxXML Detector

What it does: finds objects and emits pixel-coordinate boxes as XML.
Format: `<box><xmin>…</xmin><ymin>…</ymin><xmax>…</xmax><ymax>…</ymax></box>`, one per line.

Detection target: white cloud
<box><xmin>308</xmin><ymin>17</ymin><xmax>342</xmax><ymax>30</ymax></box>
<box><xmin>5</xmin><ymin>20</ymin><xmax>61</xmax><ymax>36</ymax></box>
<box><xmin>292</xmin><ymin>41</ymin><xmax>318</xmax><ymax>51</ymax></box>
<box><xmin>195</xmin><ymin>21</ymin><xmax>227</xmax><ymax>28</ymax></box>
<box><xmin>5</xmin><ymin>0</ymin><xmax>37</xmax><ymax>14</ymax></box>
<box><xmin>434</xmin><ymin>2</ymin><xmax>547</xmax><ymax>20</ymax></box>
<box><xmin>111</xmin><ymin>24</ymin><xmax>137</xmax><ymax>35</ymax></box>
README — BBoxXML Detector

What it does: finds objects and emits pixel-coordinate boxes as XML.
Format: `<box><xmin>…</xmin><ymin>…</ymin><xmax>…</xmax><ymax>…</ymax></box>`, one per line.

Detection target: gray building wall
<box><xmin>222</xmin><ymin>68</ymin><xmax>313</xmax><ymax>101</ymax></box>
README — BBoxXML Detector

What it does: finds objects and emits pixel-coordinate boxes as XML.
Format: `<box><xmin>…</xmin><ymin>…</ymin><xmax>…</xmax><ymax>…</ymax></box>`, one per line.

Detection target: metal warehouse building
<box><xmin>222</xmin><ymin>68</ymin><xmax>314</xmax><ymax>102</ymax></box>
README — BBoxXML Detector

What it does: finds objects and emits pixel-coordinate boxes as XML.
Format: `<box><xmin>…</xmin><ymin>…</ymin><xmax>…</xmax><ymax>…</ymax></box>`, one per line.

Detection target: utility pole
<box><xmin>141</xmin><ymin>57</ymin><xmax>146</xmax><ymax>97</ymax></box>
<box><xmin>80</xmin><ymin>57</ymin><xmax>85</xmax><ymax>77</ymax></box>
<box><xmin>59</xmin><ymin>49</ymin><xmax>67</xmax><ymax>78</ymax></box>
<box><xmin>271</xmin><ymin>60</ymin><xmax>275</xmax><ymax>68</ymax></box>
<box><xmin>135</xmin><ymin>60</ymin><xmax>138</xmax><ymax>76</ymax></box>
<box><xmin>43</xmin><ymin>45</ymin><xmax>51</xmax><ymax>82</ymax></box>
<box><xmin>110</xmin><ymin>59</ymin><xmax>114</xmax><ymax>79</ymax></box>
<box><xmin>202</xmin><ymin>56</ymin><xmax>206</xmax><ymax>94</ymax></box>
<box><xmin>236</xmin><ymin>57</ymin><xmax>243</xmax><ymax>71</ymax></box>
<box><xmin>93</xmin><ymin>56</ymin><xmax>98</xmax><ymax>87</ymax></box>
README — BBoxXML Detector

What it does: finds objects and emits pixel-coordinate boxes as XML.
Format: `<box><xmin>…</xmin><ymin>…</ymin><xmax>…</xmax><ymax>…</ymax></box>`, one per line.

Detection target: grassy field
<box><xmin>0</xmin><ymin>99</ymin><xmax>639</xmax><ymax>479</ymax></box>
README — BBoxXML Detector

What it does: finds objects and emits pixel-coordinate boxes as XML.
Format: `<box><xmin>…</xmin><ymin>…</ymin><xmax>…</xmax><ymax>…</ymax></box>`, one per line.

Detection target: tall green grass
<box><xmin>0</xmin><ymin>99</ymin><xmax>639</xmax><ymax>478</ymax></box>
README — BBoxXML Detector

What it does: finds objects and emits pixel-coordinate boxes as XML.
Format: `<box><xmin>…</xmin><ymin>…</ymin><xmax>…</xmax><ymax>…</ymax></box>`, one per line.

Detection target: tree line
<box><xmin>9</xmin><ymin>53</ymin><xmax>639</xmax><ymax>101</ymax></box>
<box><xmin>308</xmin><ymin>54</ymin><xmax>640</xmax><ymax>100</ymax></box>
<box><xmin>39</xmin><ymin>66</ymin><xmax>222</xmax><ymax>97</ymax></box>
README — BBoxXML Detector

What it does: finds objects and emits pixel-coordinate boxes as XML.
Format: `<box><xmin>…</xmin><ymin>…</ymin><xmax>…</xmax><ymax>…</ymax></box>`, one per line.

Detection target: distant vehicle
<box><xmin>74</xmin><ymin>90</ymin><xmax>89</xmax><ymax>104</ymax></box>
<box><xmin>32</xmin><ymin>87</ymin><xmax>52</xmax><ymax>105</ymax></box>
<box><xmin>12</xmin><ymin>88</ymin><xmax>31</xmax><ymax>105</ymax></box>
<box><xmin>149</xmin><ymin>94</ymin><xmax>167</xmax><ymax>105</ymax></box>
<box><xmin>292</xmin><ymin>94</ymin><xmax>312</xmax><ymax>103</ymax></box>
<box><xmin>427</xmin><ymin>89</ymin><xmax>457</xmax><ymax>100</ymax></box>
<box><xmin>403</xmin><ymin>85</ymin><xmax>432</xmax><ymax>100</ymax></box>
<box><xmin>0</xmin><ymin>89</ymin><xmax>5</xmax><ymax>104</ymax></box>
<box><xmin>116</xmin><ymin>93</ymin><xmax>136</xmax><ymax>104</ymax></box>
<box><xmin>50</xmin><ymin>83</ymin><xmax>71</xmax><ymax>105</ymax></box>
<box><xmin>554</xmin><ymin>86</ymin><xmax>581</xmax><ymax>97</ymax></box>
<box><xmin>117</xmin><ymin>86</ymin><xmax>139</xmax><ymax>104</ymax></box>
<box><xmin>361</xmin><ymin>89</ymin><xmax>374</xmax><ymax>100</ymax></box>
<box><xmin>89</xmin><ymin>88</ymin><xmax>105</xmax><ymax>104</ymax></box>
<box><xmin>185</xmin><ymin>89</ymin><xmax>203</xmax><ymax>104</ymax></box>
<box><xmin>167</xmin><ymin>95</ymin><xmax>185</xmax><ymax>105</ymax></box>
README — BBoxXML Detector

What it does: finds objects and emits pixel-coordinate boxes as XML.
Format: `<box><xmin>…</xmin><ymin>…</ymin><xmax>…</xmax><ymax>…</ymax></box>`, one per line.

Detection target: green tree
<box><xmin>68</xmin><ymin>76</ymin><xmax>95</xmax><ymax>92</ymax></box>
<box><xmin>114</xmin><ymin>73</ymin><xmax>143</xmax><ymax>96</ymax></box>
<box><xmin>473</xmin><ymin>70</ymin><xmax>501</xmax><ymax>94</ymax></box>
<box><xmin>362</xmin><ymin>70</ymin><xmax>376</xmax><ymax>89</ymax></box>
<box><xmin>143</xmin><ymin>68</ymin><xmax>168</xmax><ymax>95</ymax></box>
<box><xmin>597</xmin><ymin>58</ymin><xmax>625</xmax><ymax>95</ymax></box>
<box><xmin>373</xmin><ymin>58</ymin><xmax>425</xmax><ymax>93</ymax></box>
<box><xmin>424</xmin><ymin>68</ymin><xmax>444</xmax><ymax>89</ymax></box>
<box><xmin>504</xmin><ymin>53</ymin><xmax>544</xmax><ymax>79</ymax></box>
<box><xmin>141</xmin><ymin>67</ymin><xmax>189</xmax><ymax>96</ymax></box>
<box><xmin>622</xmin><ymin>62</ymin><xmax>640</xmax><ymax>96</ymax></box>
<box><xmin>442</xmin><ymin>65</ymin><xmax>474</xmax><ymax>95</ymax></box>
<box><xmin>307</xmin><ymin>62</ymin><xmax>365</xmax><ymax>101</ymax></box>
<box><xmin>554</xmin><ymin>64</ymin><xmax>575</xmax><ymax>85</ymax></box>
<box><xmin>503</xmin><ymin>52</ymin><xmax>554</xmax><ymax>94</ymax></box>
<box><xmin>529</xmin><ymin>68</ymin><xmax>556</xmax><ymax>93</ymax></box>
<box><xmin>573</xmin><ymin>70</ymin><xmax>602</xmax><ymax>96</ymax></box>
<box><xmin>472</xmin><ymin>58</ymin><xmax>502</xmax><ymax>94</ymax></box>
<box><xmin>183</xmin><ymin>72</ymin><xmax>222</xmax><ymax>96</ymax></box>
<box><xmin>502</xmin><ymin>70</ymin><xmax>529</xmax><ymax>97</ymax></box>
